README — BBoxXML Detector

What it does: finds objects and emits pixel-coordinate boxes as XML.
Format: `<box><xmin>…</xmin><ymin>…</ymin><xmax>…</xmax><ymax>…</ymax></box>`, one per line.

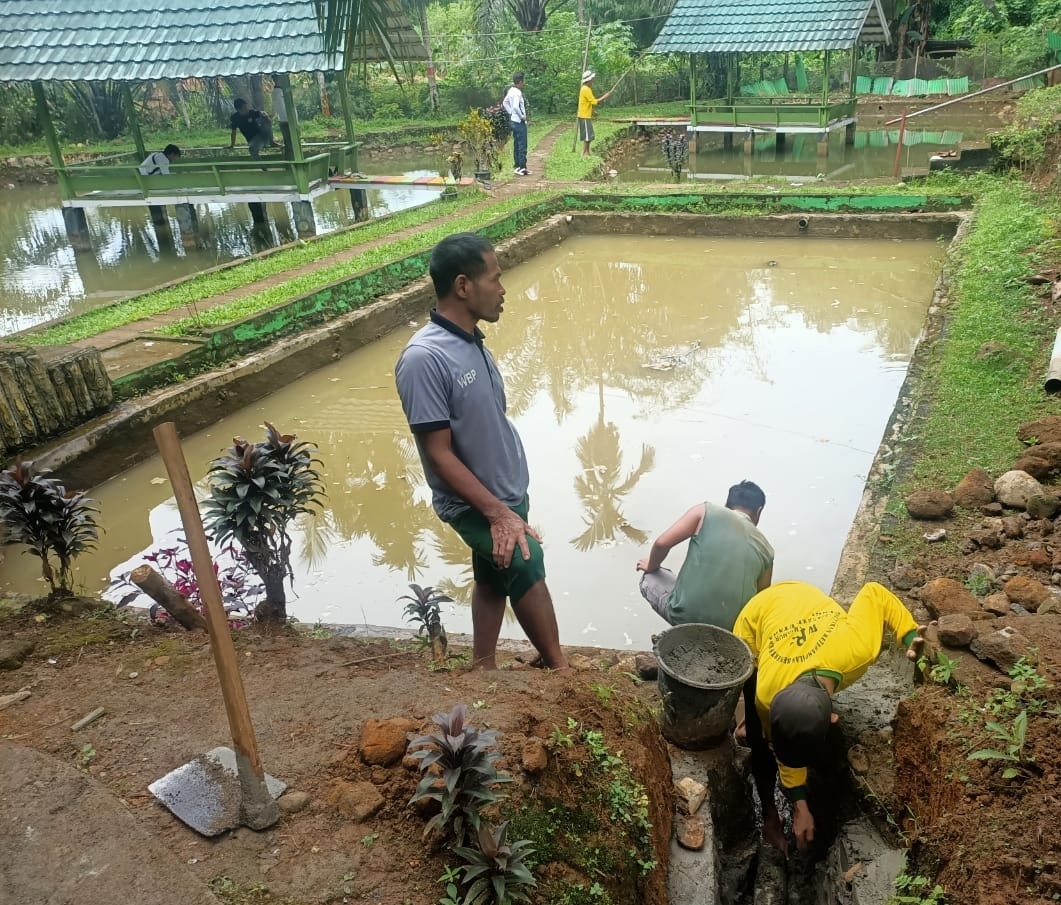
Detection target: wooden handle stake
<box><xmin>152</xmin><ymin>421</ymin><xmax>279</xmax><ymax>830</ymax></box>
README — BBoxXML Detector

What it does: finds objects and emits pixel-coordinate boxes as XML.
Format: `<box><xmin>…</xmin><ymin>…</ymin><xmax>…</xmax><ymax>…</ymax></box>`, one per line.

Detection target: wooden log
<box><xmin>46</xmin><ymin>357</ymin><xmax>79</xmax><ymax>424</ymax></box>
<box><xmin>17</xmin><ymin>349</ymin><xmax>64</xmax><ymax>434</ymax></box>
<box><xmin>8</xmin><ymin>353</ymin><xmax>51</xmax><ymax>438</ymax></box>
<box><xmin>55</xmin><ymin>355</ymin><xmax>94</xmax><ymax>417</ymax></box>
<box><xmin>130</xmin><ymin>565</ymin><xmax>208</xmax><ymax>632</ymax></box>
<box><xmin>76</xmin><ymin>349</ymin><xmax>113</xmax><ymax>410</ymax></box>
<box><xmin>0</xmin><ymin>358</ymin><xmax>34</xmax><ymax>444</ymax></box>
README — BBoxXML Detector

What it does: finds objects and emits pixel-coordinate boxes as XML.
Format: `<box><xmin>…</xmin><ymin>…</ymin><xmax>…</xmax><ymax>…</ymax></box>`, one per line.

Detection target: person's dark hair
<box><xmin>430</xmin><ymin>233</ymin><xmax>494</xmax><ymax>299</ymax></box>
<box><xmin>163</xmin><ymin>144</ymin><xmax>181</xmax><ymax>158</ymax></box>
<box><xmin>726</xmin><ymin>480</ymin><xmax>765</xmax><ymax>512</ymax></box>
<box><xmin>513</xmin><ymin>71</ymin><xmax>525</xmax><ymax>84</ymax></box>
<box><xmin>769</xmin><ymin>678</ymin><xmax>832</xmax><ymax>768</ymax></box>
<box><xmin>233</xmin><ymin>97</ymin><xmax>247</xmax><ymax>110</ymax></box>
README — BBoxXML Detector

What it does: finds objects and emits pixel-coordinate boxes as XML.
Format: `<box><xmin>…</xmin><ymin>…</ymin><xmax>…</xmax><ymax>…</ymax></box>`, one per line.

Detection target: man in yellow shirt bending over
<box><xmin>578</xmin><ymin>70</ymin><xmax>612</xmax><ymax>157</ymax></box>
<box><xmin>733</xmin><ymin>581</ymin><xmax>927</xmax><ymax>853</ymax></box>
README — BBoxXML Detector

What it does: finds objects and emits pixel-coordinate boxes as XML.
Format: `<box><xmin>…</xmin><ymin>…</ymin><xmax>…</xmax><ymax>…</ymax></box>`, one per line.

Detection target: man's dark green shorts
<box><xmin>447</xmin><ymin>496</ymin><xmax>545</xmax><ymax>604</ymax></box>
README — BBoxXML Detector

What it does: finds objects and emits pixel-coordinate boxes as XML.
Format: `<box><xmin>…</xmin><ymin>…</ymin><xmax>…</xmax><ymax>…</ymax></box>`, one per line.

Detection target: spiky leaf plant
<box><xmin>408</xmin><ymin>703</ymin><xmax>511</xmax><ymax>844</ymax></box>
<box><xmin>202</xmin><ymin>423</ymin><xmax>325</xmax><ymax>622</ymax></box>
<box><xmin>453</xmin><ymin>821</ymin><xmax>537</xmax><ymax>905</ymax></box>
<box><xmin>0</xmin><ymin>457</ymin><xmax>99</xmax><ymax>595</ymax></box>
<box><xmin>399</xmin><ymin>583</ymin><xmax>451</xmax><ymax>665</ymax></box>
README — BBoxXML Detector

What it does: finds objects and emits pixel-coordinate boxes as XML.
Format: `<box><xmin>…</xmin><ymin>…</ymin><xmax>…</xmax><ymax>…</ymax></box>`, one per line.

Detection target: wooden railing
<box><xmin>690</xmin><ymin>100</ymin><xmax>857</xmax><ymax>129</ymax></box>
<box><xmin>57</xmin><ymin>143</ymin><xmax>359</xmax><ymax>202</ymax></box>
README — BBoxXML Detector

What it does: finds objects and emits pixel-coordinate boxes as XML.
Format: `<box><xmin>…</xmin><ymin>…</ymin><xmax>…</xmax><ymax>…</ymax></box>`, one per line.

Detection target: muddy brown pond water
<box><xmin>1</xmin><ymin>234</ymin><xmax>944</xmax><ymax>649</ymax></box>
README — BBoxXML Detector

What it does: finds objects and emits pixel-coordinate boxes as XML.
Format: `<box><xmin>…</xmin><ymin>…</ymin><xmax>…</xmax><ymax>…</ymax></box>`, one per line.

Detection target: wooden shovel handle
<box><xmin>152</xmin><ymin>422</ymin><xmax>266</xmax><ymax>780</ymax></box>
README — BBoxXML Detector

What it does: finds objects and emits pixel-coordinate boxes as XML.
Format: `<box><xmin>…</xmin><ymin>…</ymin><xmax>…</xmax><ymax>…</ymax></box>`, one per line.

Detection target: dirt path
<box><xmin>70</xmin><ymin>124</ymin><xmax>578</xmax><ymax>362</ymax></box>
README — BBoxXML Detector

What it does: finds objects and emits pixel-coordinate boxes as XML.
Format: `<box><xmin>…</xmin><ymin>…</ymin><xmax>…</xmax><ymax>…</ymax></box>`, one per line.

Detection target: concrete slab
<box><xmin>0</xmin><ymin>740</ymin><xmax>220</xmax><ymax>905</ymax></box>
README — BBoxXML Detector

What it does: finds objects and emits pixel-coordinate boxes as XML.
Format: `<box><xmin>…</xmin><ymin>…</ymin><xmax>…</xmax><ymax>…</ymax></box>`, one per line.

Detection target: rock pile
<box><xmin>892</xmin><ymin>416</ymin><xmax>1061</xmax><ymax>674</ymax></box>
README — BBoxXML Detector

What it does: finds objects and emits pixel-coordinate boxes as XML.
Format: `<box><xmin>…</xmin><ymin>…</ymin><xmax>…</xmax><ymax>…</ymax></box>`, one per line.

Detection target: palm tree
<box><xmin>570</xmin><ymin>380</ymin><xmax>655</xmax><ymax>552</ymax></box>
<box><xmin>313</xmin><ymin>0</ymin><xmax>426</xmax><ymax>74</ymax></box>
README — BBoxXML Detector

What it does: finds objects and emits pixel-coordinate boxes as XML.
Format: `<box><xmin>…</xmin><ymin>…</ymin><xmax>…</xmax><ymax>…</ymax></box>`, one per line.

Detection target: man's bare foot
<box><xmin>763</xmin><ymin>812</ymin><xmax>788</xmax><ymax>855</ymax></box>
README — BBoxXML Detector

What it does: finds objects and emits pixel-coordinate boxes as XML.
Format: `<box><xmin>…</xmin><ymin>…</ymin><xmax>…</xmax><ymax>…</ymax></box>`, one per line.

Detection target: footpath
<box><xmin>64</xmin><ymin>125</ymin><xmax>576</xmax><ymax>379</ymax></box>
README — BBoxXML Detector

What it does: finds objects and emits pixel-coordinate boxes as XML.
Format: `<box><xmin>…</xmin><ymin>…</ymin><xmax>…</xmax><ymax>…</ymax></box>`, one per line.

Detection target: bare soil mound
<box><xmin>0</xmin><ymin>598</ymin><xmax>670</xmax><ymax>905</ymax></box>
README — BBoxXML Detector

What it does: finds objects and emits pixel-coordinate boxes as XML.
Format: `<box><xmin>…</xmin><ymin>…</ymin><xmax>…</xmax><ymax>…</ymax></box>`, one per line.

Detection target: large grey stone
<box><xmin>1026</xmin><ymin>493</ymin><xmax>1061</xmax><ymax>520</ymax></box>
<box><xmin>970</xmin><ymin>627</ymin><xmax>1032</xmax><ymax>671</ymax></box>
<box><xmin>889</xmin><ymin>564</ymin><xmax>927</xmax><ymax>591</ymax></box>
<box><xmin>994</xmin><ymin>470</ymin><xmax>1044</xmax><ymax>510</ymax></box>
<box><xmin>937</xmin><ymin>614</ymin><xmax>977</xmax><ymax>648</ymax></box>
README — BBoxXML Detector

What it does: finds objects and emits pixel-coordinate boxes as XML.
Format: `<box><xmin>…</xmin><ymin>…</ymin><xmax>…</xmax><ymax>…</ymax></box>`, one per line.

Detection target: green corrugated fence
<box><xmin>855</xmin><ymin>76</ymin><xmax>968</xmax><ymax>96</ymax></box>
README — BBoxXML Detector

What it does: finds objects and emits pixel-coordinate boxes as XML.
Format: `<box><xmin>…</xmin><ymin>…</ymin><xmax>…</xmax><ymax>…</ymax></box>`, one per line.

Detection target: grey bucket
<box><xmin>653</xmin><ymin>623</ymin><xmax>755</xmax><ymax>749</ymax></box>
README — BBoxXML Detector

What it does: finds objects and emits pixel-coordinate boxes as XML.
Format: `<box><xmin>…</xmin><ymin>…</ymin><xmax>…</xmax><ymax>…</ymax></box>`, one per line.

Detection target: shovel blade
<box><xmin>148</xmin><ymin>746</ymin><xmax>287</xmax><ymax>837</ymax></box>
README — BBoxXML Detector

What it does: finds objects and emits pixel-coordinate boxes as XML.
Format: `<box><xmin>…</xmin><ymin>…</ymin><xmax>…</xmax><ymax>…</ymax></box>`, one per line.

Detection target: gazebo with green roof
<box><xmin>0</xmin><ymin>0</ymin><xmax>425</xmax><ymax>244</ymax></box>
<box><xmin>649</xmin><ymin>0</ymin><xmax>889</xmax><ymax>155</ymax></box>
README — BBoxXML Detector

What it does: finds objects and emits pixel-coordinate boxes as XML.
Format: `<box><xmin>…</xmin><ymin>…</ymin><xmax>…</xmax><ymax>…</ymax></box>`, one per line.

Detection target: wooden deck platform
<box><xmin>329</xmin><ymin>174</ymin><xmax>476</xmax><ymax>188</ymax></box>
<box><xmin>58</xmin><ymin>143</ymin><xmax>358</xmax><ymax>209</ymax></box>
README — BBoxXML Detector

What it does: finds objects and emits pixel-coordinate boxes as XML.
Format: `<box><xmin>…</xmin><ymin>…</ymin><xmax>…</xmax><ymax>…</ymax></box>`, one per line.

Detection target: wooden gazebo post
<box><xmin>339</xmin><ymin>69</ymin><xmax>367</xmax><ymax>221</ymax></box>
<box><xmin>280</xmin><ymin>72</ymin><xmax>317</xmax><ymax>236</ymax></box>
<box><xmin>32</xmin><ymin>81</ymin><xmax>89</xmax><ymax>249</ymax></box>
<box><xmin>846</xmin><ymin>49</ymin><xmax>858</xmax><ymax>144</ymax></box>
<box><xmin>818</xmin><ymin>50</ymin><xmax>832</xmax><ymax>159</ymax></box>
<box><xmin>120</xmin><ymin>84</ymin><xmax>148</xmax><ymax>161</ymax></box>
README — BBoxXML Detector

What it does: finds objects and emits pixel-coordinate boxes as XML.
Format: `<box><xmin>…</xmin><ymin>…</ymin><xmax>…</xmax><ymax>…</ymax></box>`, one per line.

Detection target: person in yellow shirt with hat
<box><xmin>732</xmin><ymin>580</ymin><xmax>927</xmax><ymax>853</ymax></box>
<box><xmin>577</xmin><ymin>70</ymin><xmax>612</xmax><ymax>157</ymax></box>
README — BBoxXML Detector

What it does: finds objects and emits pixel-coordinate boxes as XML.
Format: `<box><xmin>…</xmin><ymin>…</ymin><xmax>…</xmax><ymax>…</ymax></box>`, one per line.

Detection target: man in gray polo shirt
<box><xmin>395</xmin><ymin>233</ymin><xmax>568</xmax><ymax>672</ymax></box>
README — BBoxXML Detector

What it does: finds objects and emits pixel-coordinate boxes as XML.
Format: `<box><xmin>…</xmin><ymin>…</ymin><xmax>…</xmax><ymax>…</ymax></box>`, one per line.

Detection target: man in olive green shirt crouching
<box><xmin>636</xmin><ymin>480</ymin><xmax>773</xmax><ymax>630</ymax></box>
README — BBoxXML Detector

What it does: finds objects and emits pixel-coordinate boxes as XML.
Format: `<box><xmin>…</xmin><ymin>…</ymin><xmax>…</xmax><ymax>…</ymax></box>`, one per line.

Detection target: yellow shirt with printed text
<box><xmin>732</xmin><ymin>581</ymin><xmax>918</xmax><ymax>793</ymax></box>
<box><xmin>578</xmin><ymin>84</ymin><xmax>599</xmax><ymax>119</ymax></box>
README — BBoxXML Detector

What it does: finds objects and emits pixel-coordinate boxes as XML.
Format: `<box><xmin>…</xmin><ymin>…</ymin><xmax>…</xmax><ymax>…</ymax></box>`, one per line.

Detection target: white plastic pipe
<box><xmin>1044</xmin><ymin>326</ymin><xmax>1061</xmax><ymax>394</ymax></box>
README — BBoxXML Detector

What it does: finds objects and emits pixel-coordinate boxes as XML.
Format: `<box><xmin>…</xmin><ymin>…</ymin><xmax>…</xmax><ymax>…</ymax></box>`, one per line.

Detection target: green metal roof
<box><xmin>0</xmin><ymin>0</ymin><xmax>426</xmax><ymax>83</ymax></box>
<box><xmin>650</xmin><ymin>0</ymin><xmax>890</xmax><ymax>54</ymax></box>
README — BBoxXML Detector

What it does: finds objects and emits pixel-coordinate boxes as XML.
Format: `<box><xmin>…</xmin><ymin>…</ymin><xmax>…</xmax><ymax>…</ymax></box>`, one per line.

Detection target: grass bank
<box><xmin>885</xmin><ymin>174</ymin><xmax>1060</xmax><ymax>530</ymax></box>
<box><xmin>160</xmin><ymin>190</ymin><xmax>558</xmax><ymax>335</ymax></box>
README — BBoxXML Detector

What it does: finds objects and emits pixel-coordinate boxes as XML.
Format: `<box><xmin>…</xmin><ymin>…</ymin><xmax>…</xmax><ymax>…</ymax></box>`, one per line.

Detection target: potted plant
<box><xmin>457</xmin><ymin>109</ymin><xmax>498</xmax><ymax>182</ymax></box>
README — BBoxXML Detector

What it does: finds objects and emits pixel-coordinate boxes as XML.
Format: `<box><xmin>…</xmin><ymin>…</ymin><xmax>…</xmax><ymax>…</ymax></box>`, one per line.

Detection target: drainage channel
<box><xmin>658</xmin><ymin>634</ymin><xmax>910</xmax><ymax>905</ymax></box>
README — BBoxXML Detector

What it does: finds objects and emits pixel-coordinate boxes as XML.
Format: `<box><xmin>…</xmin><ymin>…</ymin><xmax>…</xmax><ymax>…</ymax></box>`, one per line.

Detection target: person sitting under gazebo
<box><xmin>138</xmin><ymin>144</ymin><xmax>181</xmax><ymax>175</ymax></box>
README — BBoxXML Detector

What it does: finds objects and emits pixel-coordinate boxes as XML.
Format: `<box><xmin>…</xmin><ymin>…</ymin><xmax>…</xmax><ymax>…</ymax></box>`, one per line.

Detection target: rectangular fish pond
<box><xmin>3</xmin><ymin>208</ymin><xmax>957</xmax><ymax>651</ymax></box>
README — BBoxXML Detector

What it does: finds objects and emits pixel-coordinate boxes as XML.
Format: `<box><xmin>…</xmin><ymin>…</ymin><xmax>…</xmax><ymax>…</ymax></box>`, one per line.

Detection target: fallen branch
<box><xmin>130</xmin><ymin>565</ymin><xmax>207</xmax><ymax>632</ymax></box>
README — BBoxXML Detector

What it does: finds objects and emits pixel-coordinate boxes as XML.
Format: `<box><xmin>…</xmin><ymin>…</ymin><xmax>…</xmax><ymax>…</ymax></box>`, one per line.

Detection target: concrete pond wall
<box><xmin>18</xmin><ymin>195</ymin><xmax>965</xmax><ymax>490</ymax></box>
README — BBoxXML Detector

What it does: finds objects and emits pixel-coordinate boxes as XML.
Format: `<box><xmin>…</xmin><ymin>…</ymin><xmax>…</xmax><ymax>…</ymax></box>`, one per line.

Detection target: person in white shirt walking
<box><xmin>502</xmin><ymin>72</ymin><xmax>529</xmax><ymax>176</ymax></box>
<box><xmin>138</xmin><ymin>144</ymin><xmax>181</xmax><ymax>176</ymax></box>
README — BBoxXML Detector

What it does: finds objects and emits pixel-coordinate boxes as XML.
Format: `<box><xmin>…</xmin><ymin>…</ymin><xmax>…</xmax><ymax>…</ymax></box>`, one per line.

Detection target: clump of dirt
<box><xmin>0</xmin><ymin>597</ymin><xmax>671</xmax><ymax>905</ymax></box>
